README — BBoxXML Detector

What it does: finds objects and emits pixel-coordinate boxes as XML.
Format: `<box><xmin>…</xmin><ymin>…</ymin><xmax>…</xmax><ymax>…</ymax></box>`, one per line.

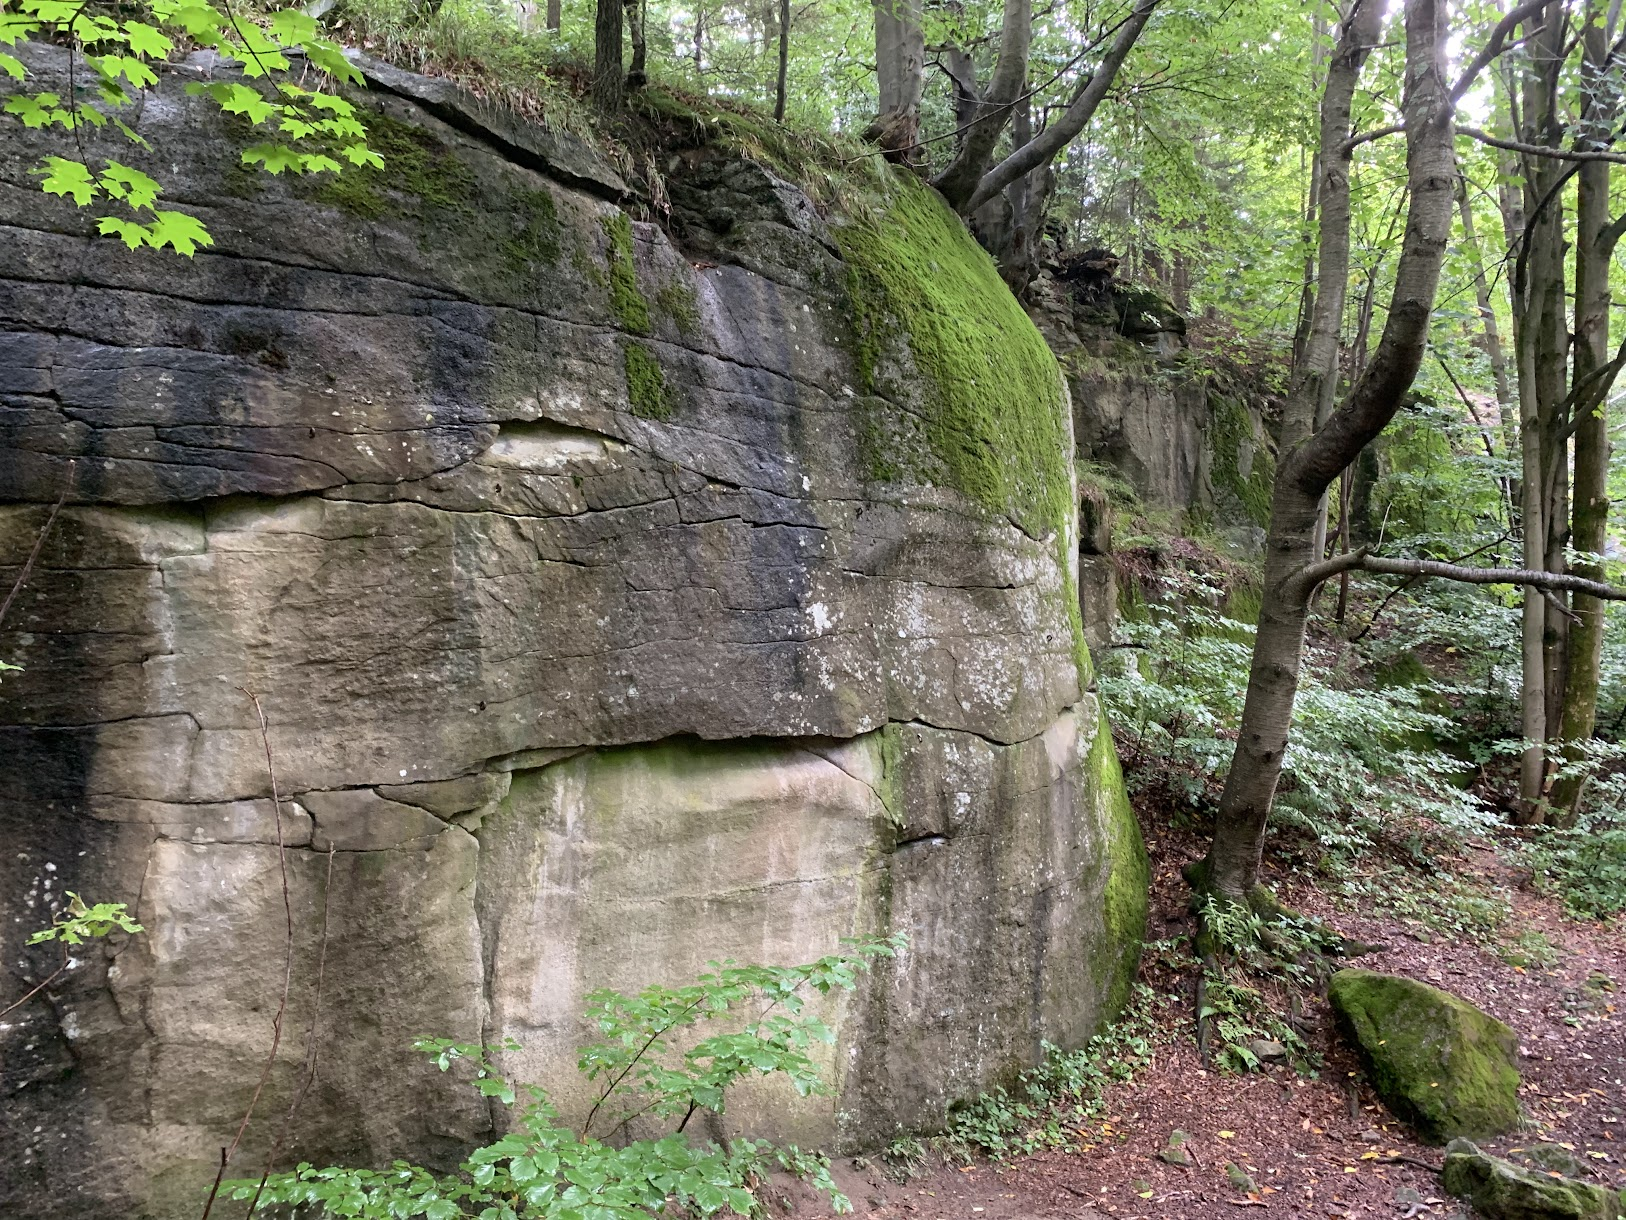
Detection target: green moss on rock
<box><xmin>1329</xmin><ymin>970</ymin><xmax>1521</xmax><ymax>1144</ymax></box>
<box><xmin>1210</xmin><ymin>393</ymin><xmax>1273</xmax><ymax>527</ymax></box>
<box><xmin>602</xmin><ymin>211</ymin><xmax>651</xmax><ymax>334</ymax></box>
<box><xmin>656</xmin><ymin>275</ymin><xmax>702</xmax><ymax>337</ymax></box>
<box><xmin>1088</xmin><ymin>703</ymin><xmax>1149</xmax><ymax>1015</ymax></box>
<box><xmin>1443</xmin><ymin>1139</ymin><xmax>1620</xmax><ymax>1220</ymax></box>
<box><xmin>312</xmin><ymin>110</ymin><xmax>478</xmax><ymax>221</ymax></box>
<box><xmin>624</xmin><ymin>341</ymin><xmax>670</xmax><ymax>419</ymax></box>
<box><xmin>832</xmin><ymin>178</ymin><xmax>1072</xmax><ymax>538</ymax></box>
<box><xmin>501</xmin><ymin>187</ymin><xmax>561</xmax><ymax>275</ymax></box>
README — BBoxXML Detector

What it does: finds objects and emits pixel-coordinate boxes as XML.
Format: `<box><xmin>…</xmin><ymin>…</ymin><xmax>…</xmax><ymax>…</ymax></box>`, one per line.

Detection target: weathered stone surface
<box><xmin>1</xmin><ymin>45</ymin><xmax>1147</xmax><ymax>1219</ymax></box>
<box><xmin>1329</xmin><ymin>970</ymin><xmax>1522</xmax><ymax>1144</ymax></box>
<box><xmin>1443</xmin><ymin>1139</ymin><xmax>1620</xmax><ymax>1220</ymax></box>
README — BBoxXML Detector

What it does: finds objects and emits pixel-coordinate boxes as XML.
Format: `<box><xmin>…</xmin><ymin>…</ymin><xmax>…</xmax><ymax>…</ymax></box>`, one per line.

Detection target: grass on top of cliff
<box><xmin>316</xmin><ymin>0</ymin><xmax>883</xmax><ymax>208</ymax></box>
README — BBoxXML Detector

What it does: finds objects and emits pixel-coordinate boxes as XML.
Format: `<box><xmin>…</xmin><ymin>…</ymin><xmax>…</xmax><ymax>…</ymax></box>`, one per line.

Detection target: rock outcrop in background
<box><xmin>0</xmin><ymin>48</ymin><xmax>1147</xmax><ymax>1219</ymax></box>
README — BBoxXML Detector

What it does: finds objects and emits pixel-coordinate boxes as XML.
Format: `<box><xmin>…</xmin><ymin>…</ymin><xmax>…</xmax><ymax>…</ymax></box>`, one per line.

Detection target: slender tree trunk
<box><xmin>593</xmin><ymin>0</ymin><xmax>624</xmax><ymax>110</ymax></box>
<box><xmin>870</xmin><ymin>0</ymin><xmax>925</xmax><ymax>158</ymax></box>
<box><xmin>1198</xmin><ymin>0</ymin><xmax>1455</xmax><ymax>902</ymax></box>
<box><xmin>1551</xmin><ymin>2</ymin><xmax>1623</xmax><ymax>820</ymax></box>
<box><xmin>1511</xmin><ymin>3</ymin><xmax>1569</xmax><ymax>807</ymax></box>
<box><xmin>547</xmin><ymin>0</ymin><xmax>560</xmax><ymax>32</ymax></box>
<box><xmin>1292</xmin><ymin>9</ymin><xmax>1332</xmax><ymax>372</ymax></box>
<box><xmin>773</xmin><ymin>0</ymin><xmax>790</xmax><ymax>119</ymax></box>
<box><xmin>962</xmin><ymin>0</ymin><xmax>1159</xmax><ymax>215</ymax></box>
<box><xmin>932</xmin><ymin>0</ymin><xmax>1032</xmax><ymax>208</ymax></box>
<box><xmin>624</xmin><ymin>0</ymin><xmax>647</xmax><ymax>87</ymax></box>
<box><xmin>1455</xmin><ymin>175</ymin><xmax>1516</xmax><ymax>429</ymax></box>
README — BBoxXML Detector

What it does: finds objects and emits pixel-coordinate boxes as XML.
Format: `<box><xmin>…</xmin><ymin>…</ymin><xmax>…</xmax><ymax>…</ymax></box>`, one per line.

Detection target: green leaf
<box><xmin>99</xmin><ymin>162</ymin><xmax>161</xmax><ymax>211</ymax></box>
<box><xmin>0</xmin><ymin>51</ymin><xmax>22</xmax><ymax>79</ymax></box>
<box><xmin>36</xmin><ymin>156</ymin><xmax>99</xmax><ymax>205</ymax></box>
<box><xmin>92</xmin><ymin>54</ymin><xmax>158</xmax><ymax>89</ymax></box>
<box><xmin>268</xmin><ymin>9</ymin><xmax>318</xmax><ymax>46</ymax></box>
<box><xmin>186</xmin><ymin>81</ymin><xmax>275</xmax><ymax>124</ymax></box>
<box><xmin>144</xmin><ymin>210</ymin><xmax>212</xmax><ymax>257</ymax></box>
<box><xmin>240</xmin><ymin>142</ymin><xmax>304</xmax><ymax>175</ymax></box>
<box><xmin>508</xmin><ymin>1157</ymin><xmax>537</xmax><ymax>1184</ymax></box>
<box><xmin>5</xmin><ymin>93</ymin><xmax>55</xmax><ymax>128</ymax></box>
<box><xmin>121</xmin><ymin>21</ymin><xmax>172</xmax><ymax>58</ymax></box>
<box><xmin>97</xmin><ymin>215</ymin><xmax>152</xmax><ymax>249</ymax></box>
<box><xmin>111</xmin><ymin>116</ymin><xmax>151</xmax><ymax>148</ymax></box>
<box><xmin>0</xmin><ymin>12</ymin><xmax>42</xmax><ymax>46</ymax></box>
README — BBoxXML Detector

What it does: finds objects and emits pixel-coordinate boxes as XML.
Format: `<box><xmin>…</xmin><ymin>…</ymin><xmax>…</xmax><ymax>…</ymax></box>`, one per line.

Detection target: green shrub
<box><xmin>231</xmin><ymin>936</ymin><xmax>903</xmax><ymax>1218</ymax></box>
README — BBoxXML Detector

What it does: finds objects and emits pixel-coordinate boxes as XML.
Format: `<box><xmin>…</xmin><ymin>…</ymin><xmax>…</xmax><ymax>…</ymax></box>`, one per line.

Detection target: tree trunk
<box><xmin>593</xmin><ymin>0</ymin><xmax>623</xmax><ymax>110</ymax></box>
<box><xmin>624</xmin><ymin>0</ymin><xmax>647</xmax><ymax>88</ymax></box>
<box><xmin>773</xmin><ymin>0</ymin><xmax>790</xmax><ymax>119</ymax></box>
<box><xmin>547</xmin><ymin>0</ymin><xmax>560</xmax><ymax>32</ymax></box>
<box><xmin>961</xmin><ymin>0</ymin><xmax>1158</xmax><ymax>215</ymax></box>
<box><xmin>931</xmin><ymin>0</ymin><xmax>1032</xmax><ymax>209</ymax></box>
<box><xmin>1455</xmin><ymin>175</ymin><xmax>1516</xmax><ymax>432</ymax></box>
<box><xmin>1511</xmin><ymin>3</ymin><xmax>1569</xmax><ymax>808</ymax></box>
<box><xmin>1550</xmin><ymin>2</ymin><xmax>1623</xmax><ymax>820</ymax></box>
<box><xmin>870</xmin><ymin>0</ymin><xmax>925</xmax><ymax>158</ymax></box>
<box><xmin>1199</xmin><ymin>0</ymin><xmax>1455</xmax><ymax>901</ymax></box>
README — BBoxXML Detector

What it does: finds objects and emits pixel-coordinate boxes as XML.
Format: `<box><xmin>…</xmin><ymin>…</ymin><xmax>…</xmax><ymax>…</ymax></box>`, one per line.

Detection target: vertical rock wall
<box><xmin>0</xmin><ymin>48</ymin><xmax>1146</xmax><ymax>1219</ymax></box>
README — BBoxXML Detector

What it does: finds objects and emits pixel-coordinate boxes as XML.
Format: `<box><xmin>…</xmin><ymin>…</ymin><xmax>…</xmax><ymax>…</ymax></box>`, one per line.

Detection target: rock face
<box><xmin>1028</xmin><ymin>270</ymin><xmax>1275</xmax><ymax>540</ymax></box>
<box><xmin>0</xmin><ymin>48</ymin><xmax>1147</xmax><ymax>1219</ymax></box>
<box><xmin>1443</xmin><ymin>1139</ymin><xmax>1621</xmax><ymax>1220</ymax></box>
<box><xmin>1329</xmin><ymin>970</ymin><xmax>1522</xmax><ymax>1144</ymax></box>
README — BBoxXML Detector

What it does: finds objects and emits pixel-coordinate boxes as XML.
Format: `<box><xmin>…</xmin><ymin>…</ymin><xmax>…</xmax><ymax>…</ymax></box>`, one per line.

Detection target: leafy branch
<box><xmin>0</xmin><ymin>892</ymin><xmax>143</xmax><ymax>1022</ymax></box>
<box><xmin>1</xmin><ymin>0</ymin><xmax>380</xmax><ymax>254</ymax></box>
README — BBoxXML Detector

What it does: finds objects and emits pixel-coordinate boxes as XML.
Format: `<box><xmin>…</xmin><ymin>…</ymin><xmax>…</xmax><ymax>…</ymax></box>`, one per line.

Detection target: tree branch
<box><xmin>1356</xmin><ymin>555</ymin><xmax>1626</xmax><ymax>599</ymax></box>
<box><xmin>1343</xmin><ymin>122</ymin><xmax>1405</xmax><ymax>152</ymax></box>
<box><xmin>1457</xmin><ymin>124</ymin><xmax>1626</xmax><ymax>162</ymax></box>
<box><xmin>1448</xmin><ymin>0</ymin><xmax>1551</xmax><ymax>103</ymax></box>
<box><xmin>963</xmin><ymin>0</ymin><xmax>1159</xmax><ymax>214</ymax></box>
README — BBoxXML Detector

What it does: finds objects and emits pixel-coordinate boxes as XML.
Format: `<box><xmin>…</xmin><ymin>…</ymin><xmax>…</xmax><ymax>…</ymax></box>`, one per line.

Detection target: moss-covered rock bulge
<box><xmin>1329</xmin><ymin>969</ymin><xmax>1522</xmax><ymax>1144</ymax></box>
<box><xmin>0</xmin><ymin>44</ymin><xmax>1146</xmax><ymax>1220</ymax></box>
<box><xmin>1443</xmin><ymin>1139</ymin><xmax>1621</xmax><ymax>1220</ymax></box>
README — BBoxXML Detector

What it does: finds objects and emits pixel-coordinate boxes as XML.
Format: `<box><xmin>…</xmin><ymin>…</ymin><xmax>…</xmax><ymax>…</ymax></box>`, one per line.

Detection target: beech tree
<box><xmin>866</xmin><ymin>0</ymin><xmax>1158</xmax><ymax>281</ymax></box>
<box><xmin>1190</xmin><ymin>0</ymin><xmax>1626</xmax><ymax>906</ymax></box>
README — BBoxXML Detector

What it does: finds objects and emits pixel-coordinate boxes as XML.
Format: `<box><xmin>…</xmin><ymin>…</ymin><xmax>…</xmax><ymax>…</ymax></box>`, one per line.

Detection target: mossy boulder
<box><xmin>1328</xmin><ymin>969</ymin><xmax>1521</xmax><ymax>1144</ymax></box>
<box><xmin>1443</xmin><ymin>1139</ymin><xmax>1620</xmax><ymax>1220</ymax></box>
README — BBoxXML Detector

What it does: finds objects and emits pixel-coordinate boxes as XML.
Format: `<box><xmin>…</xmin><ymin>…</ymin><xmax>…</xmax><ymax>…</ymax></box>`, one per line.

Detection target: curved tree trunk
<box><xmin>1199</xmin><ymin>0</ymin><xmax>1456</xmax><ymax>901</ymax></box>
<box><xmin>962</xmin><ymin>0</ymin><xmax>1158</xmax><ymax>215</ymax></box>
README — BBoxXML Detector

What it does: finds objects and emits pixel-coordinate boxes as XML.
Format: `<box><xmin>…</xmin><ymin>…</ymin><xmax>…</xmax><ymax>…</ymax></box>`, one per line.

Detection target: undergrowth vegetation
<box><xmin>937</xmin><ymin>981</ymin><xmax>1162</xmax><ymax>1158</ymax></box>
<box><xmin>230</xmin><ymin>937</ymin><xmax>902</xmax><ymax>1219</ymax></box>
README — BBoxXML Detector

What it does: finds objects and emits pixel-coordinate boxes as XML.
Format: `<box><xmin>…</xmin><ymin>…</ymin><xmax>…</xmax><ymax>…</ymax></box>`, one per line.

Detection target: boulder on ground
<box><xmin>1328</xmin><ymin>969</ymin><xmax>1521</xmax><ymax>1143</ymax></box>
<box><xmin>1443</xmin><ymin>1139</ymin><xmax>1620</xmax><ymax>1220</ymax></box>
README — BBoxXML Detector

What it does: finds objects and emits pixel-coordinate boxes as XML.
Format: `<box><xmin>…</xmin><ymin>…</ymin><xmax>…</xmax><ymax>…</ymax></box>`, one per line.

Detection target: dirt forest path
<box><xmin>789</xmin><ymin>828</ymin><xmax>1625</xmax><ymax>1220</ymax></box>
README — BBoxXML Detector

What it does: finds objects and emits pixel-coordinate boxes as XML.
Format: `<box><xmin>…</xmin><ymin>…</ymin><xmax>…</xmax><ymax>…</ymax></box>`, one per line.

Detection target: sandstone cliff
<box><xmin>0</xmin><ymin>48</ymin><xmax>1146</xmax><ymax>1219</ymax></box>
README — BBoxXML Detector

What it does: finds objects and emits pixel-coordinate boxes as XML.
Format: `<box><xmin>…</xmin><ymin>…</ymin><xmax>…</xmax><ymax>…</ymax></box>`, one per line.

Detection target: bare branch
<box><xmin>1343</xmin><ymin>122</ymin><xmax>1405</xmax><ymax>152</ymax></box>
<box><xmin>0</xmin><ymin>463</ymin><xmax>75</xmax><ymax>633</ymax></box>
<box><xmin>1449</xmin><ymin>0</ymin><xmax>1551</xmax><ymax>103</ymax></box>
<box><xmin>201</xmin><ymin>691</ymin><xmax>297</xmax><ymax>1220</ymax></box>
<box><xmin>1357</xmin><ymin>555</ymin><xmax>1626</xmax><ymax>599</ymax></box>
<box><xmin>1457</xmin><ymin>124</ymin><xmax>1626</xmax><ymax>162</ymax></box>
